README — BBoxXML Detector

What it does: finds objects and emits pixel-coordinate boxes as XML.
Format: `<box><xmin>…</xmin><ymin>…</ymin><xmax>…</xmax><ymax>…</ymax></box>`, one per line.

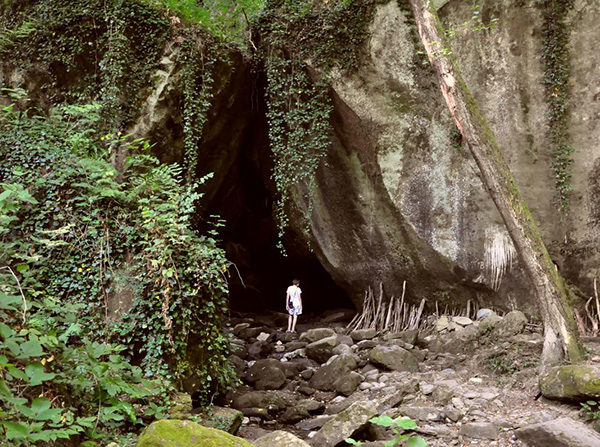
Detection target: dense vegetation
<box><xmin>0</xmin><ymin>93</ymin><xmax>235</xmax><ymax>445</ymax></box>
<box><xmin>0</xmin><ymin>0</ymin><xmax>372</xmax><ymax>444</ymax></box>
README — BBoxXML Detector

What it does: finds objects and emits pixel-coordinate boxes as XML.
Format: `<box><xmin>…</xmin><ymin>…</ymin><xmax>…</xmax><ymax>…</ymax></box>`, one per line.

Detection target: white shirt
<box><xmin>287</xmin><ymin>285</ymin><xmax>302</xmax><ymax>307</ymax></box>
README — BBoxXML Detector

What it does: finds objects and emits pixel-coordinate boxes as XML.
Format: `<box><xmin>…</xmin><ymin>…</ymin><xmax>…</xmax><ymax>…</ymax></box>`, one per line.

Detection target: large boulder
<box><xmin>253</xmin><ymin>430</ymin><xmax>311</xmax><ymax>447</ymax></box>
<box><xmin>494</xmin><ymin>311</ymin><xmax>527</xmax><ymax>338</ymax></box>
<box><xmin>311</xmin><ymin>400</ymin><xmax>379</xmax><ymax>447</ymax></box>
<box><xmin>369</xmin><ymin>345</ymin><xmax>419</xmax><ymax>372</ymax></box>
<box><xmin>299</xmin><ymin>328</ymin><xmax>336</xmax><ymax>343</ymax></box>
<box><xmin>246</xmin><ymin>359</ymin><xmax>286</xmax><ymax>390</ymax></box>
<box><xmin>515</xmin><ymin>417</ymin><xmax>600</xmax><ymax>447</ymax></box>
<box><xmin>310</xmin><ymin>354</ymin><xmax>358</xmax><ymax>391</ymax></box>
<box><xmin>305</xmin><ymin>335</ymin><xmax>340</xmax><ymax>364</ymax></box>
<box><xmin>540</xmin><ymin>365</ymin><xmax>600</xmax><ymax>400</ymax></box>
<box><xmin>195</xmin><ymin>407</ymin><xmax>244</xmax><ymax>435</ymax></box>
<box><xmin>136</xmin><ymin>419</ymin><xmax>255</xmax><ymax>447</ymax></box>
<box><xmin>232</xmin><ymin>390</ymin><xmax>292</xmax><ymax>413</ymax></box>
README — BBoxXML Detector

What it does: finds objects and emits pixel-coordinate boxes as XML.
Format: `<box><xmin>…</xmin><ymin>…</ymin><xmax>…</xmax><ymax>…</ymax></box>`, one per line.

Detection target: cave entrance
<box><xmin>199</xmin><ymin>67</ymin><xmax>352</xmax><ymax>315</ymax></box>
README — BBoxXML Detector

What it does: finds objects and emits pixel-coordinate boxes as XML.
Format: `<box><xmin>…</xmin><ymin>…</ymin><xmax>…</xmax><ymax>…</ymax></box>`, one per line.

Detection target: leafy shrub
<box><xmin>346</xmin><ymin>415</ymin><xmax>427</xmax><ymax>447</ymax></box>
<box><xmin>0</xmin><ymin>94</ymin><xmax>235</xmax><ymax>443</ymax></box>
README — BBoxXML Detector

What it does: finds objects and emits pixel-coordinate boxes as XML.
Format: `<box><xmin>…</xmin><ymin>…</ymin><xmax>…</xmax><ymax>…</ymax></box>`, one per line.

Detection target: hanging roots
<box><xmin>484</xmin><ymin>228</ymin><xmax>516</xmax><ymax>291</ymax></box>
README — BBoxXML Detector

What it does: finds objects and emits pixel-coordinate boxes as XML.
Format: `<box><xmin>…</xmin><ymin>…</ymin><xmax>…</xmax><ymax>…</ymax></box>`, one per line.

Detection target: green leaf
<box><xmin>0</xmin><ymin>421</ymin><xmax>30</xmax><ymax>439</ymax></box>
<box><xmin>19</xmin><ymin>339</ymin><xmax>44</xmax><ymax>359</ymax></box>
<box><xmin>0</xmin><ymin>321</ymin><xmax>15</xmax><ymax>339</ymax></box>
<box><xmin>396</xmin><ymin>417</ymin><xmax>419</xmax><ymax>430</ymax></box>
<box><xmin>370</xmin><ymin>415</ymin><xmax>395</xmax><ymax>428</ymax></box>
<box><xmin>0</xmin><ymin>379</ymin><xmax>13</xmax><ymax>398</ymax></box>
<box><xmin>7</xmin><ymin>365</ymin><xmax>28</xmax><ymax>381</ymax></box>
<box><xmin>406</xmin><ymin>436</ymin><xmax>428</xmax><ymax>447</ymax></box>
<box><xmin>25</xmin><ymin>361</ymin><xmax>56</xmax><ymax>386</ymax></box>
<box><xmin>0</xmin><ymin>292</ymin><xmax>21</xmax><ymax>311</ymax></box>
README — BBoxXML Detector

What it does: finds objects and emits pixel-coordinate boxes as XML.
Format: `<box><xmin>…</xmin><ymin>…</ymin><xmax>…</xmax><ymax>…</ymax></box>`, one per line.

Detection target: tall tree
<box><xmin>406</xmin><ymin>0</ymin><xmax>582</xmax><ymax>366</ymax></box>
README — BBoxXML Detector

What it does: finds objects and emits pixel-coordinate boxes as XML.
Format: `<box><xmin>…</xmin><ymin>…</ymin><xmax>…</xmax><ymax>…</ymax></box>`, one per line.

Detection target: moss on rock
<box><xmin>540</xmin><ymin>365</ymin><xmax>600</xmax><ymax>400</ymax></box>
<box><xmin>136</xmin><ymin>419</ymin><xmax>256</xmax><ymax>447</ymax></box>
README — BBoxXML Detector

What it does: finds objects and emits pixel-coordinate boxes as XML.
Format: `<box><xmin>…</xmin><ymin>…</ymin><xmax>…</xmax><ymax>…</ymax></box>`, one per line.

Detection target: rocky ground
<box><xmin>217</xmin><ymin>309</ymin><xmax>600</xmax><ymax>447</ymax></box>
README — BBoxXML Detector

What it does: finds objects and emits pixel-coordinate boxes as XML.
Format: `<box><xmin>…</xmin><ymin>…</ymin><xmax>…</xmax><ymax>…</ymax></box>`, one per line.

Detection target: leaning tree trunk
<box><xmin>406</xmin><ymin>0</ymin><xmax>582</xmax><ymax>366</ymax></box>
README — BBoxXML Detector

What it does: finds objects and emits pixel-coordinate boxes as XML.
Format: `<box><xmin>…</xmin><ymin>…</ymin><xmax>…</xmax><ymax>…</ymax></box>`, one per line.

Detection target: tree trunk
<box><xmin>406</xmin><ymin>0</ymin><xmax>582</xmax><ymax>366</ymax></box>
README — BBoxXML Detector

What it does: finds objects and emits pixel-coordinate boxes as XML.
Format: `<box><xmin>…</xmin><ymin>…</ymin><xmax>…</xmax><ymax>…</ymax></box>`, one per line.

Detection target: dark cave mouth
<box><xmin>193</xmin><ymin>64</ymin><xmax>353</xmax><ymax>315</ymax></box>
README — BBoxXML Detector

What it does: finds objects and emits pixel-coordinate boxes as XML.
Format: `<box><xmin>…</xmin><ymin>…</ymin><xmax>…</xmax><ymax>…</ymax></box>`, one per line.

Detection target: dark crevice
<box><xmin>198</xmin><ymin>64</ymin><xmax>353</xmax><ymax>314</ymax></box>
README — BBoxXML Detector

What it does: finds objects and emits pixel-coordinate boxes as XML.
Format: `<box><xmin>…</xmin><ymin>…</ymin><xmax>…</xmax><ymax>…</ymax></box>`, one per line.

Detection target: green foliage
<box><xmin>538</xmin><ymin>0</ymin><xmax>574</xmax><ymax>214</ymax></box>
<box><xmin>264</xmin><ymin>55</ymin><xmax>332</xmax><ymax>245</ymax></box>
<box><xmin>156</xmin><ymin>0</ymin><xmax>265</xmax><ymax>48</ymax></box>
<box><xmin>580</xmin><ymin>400</ymin><xmax>600</xmax><ymax>421</ymax></box>
<box><xmin>0</xmin><ymin>292</ymin><xmax>165</xmax><ymax>446</ymax></box>
<box><xmin>0</xmin><ymin>0</ymin><xmax>170</xmax><ymax>127</ymax></box>
<box><xmin>0</xmin><ymin>96</ymin><xmax>235</xmax><ymax>442</ymax></box>
<box><xmin>257</xmin><ymin>0</ymin><xmax>375</xmax><ymax>245</ymax></box>
<box><xmin>346</xmin><ymin>415</ymin><xmax>427</xmax><ymax>447</ymax></box>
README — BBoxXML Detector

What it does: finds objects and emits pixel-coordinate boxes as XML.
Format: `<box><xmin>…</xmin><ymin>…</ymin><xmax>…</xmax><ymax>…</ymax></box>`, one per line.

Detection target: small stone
<box><xmin>453</xmin><ymin>316</ymin><xmax>473</xmax><ymax>326</ymax></box>
<box><xmin>256</xmin><ymin>332</ymin><xmax>270</xmax><ymax>342</ymax></box>
<box><xmin>421</xmin><ymin>383</ymin><xmax>434</xmax><ymax>395</ymax></box>
<box><xmin>459</xmin><ymin>422</ymin><xmax>499</xmax><ymax>439</ymax></box>
<box><xmin>469</xmin><ymin>377</ymin><xmax>483</xmax><ymax>384</ymax></box>
<box><xmin>350</xmin><ymin>328</ymin><xmax>378</xmax><ymax>342</ymax></box>
<box><xmin>436</xmin><ymin>315</ymin><xmax>449</xmax><ymax>332</ymax></box>
<box><xmin>476</xmin><ymin>309</ymin><xmax>496</xmax><ymax>320</ymax></box>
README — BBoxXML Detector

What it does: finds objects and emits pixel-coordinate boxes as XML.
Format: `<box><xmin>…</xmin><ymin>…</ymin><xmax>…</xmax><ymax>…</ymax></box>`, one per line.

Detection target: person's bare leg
<box><xmin>291</xmin><ymin>314</ymin><xmax>298</xmax><ymax>332</ymax></box>
<box><xmin>287</xmin><ymin>315</ymin><xmax>292</xmax><ymax>332</ymax></box>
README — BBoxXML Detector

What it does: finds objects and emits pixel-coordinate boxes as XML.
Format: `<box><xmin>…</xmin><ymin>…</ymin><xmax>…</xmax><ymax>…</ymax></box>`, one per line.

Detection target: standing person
<box><xmin>286</xmin><ymin>279</ymin><xmax>302</xmax><ymax>333</ymax></box>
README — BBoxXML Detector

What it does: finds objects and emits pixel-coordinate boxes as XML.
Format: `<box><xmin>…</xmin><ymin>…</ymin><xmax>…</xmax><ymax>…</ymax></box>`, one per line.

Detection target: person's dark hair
<box><xmin>292</xmin><ymin>279</ymin><xmax>300</xmax><ymax>286</ymax></box>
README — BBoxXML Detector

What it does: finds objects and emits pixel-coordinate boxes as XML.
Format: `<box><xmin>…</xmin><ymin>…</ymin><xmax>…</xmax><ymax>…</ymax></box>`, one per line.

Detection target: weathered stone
<box><xmin>230</xmin><ymin>355</ymin><xmax>246</xmax><ymax>379</ymax></box>
<box><xmin>540</xmin><ymin>365</ymin><xmax>600</xmax><ymax>400</ymax></box>
<box><xmin>280</xmin><ymin>405</ymin><xmax>310</xmax><ymax>424</ymax></box>
<box><xmin>305</xmin><ymin>335</ymin><xmax>340</xmax><ymax>364</ymax></box>
<box><xmin>297</xmin><ymin>399</ymin><xmax>325</xmax><ymax>414</ymax></box>
<box><xmin>137</xmin><ymin>419</ymin><xmax>255</xmax><ymax>447</ymax></box>
<box><xmin>312</xmin><ymin>400</ymin><xmax>379</xmax><ymax>447</ymax></box>
<box><xmin>453</xmin><ymin>316</ymin><xmax>473</xmax><ymax>326</ymax></box>
<box><xmin>369</xmin><ymin>345</ymin><xmax>419</xmax><ymax>372</ymax></box>
<box><xmin>335</xmin><ymin>371</ymin><xmax>363</xmax><ymax>396</ymax></box>
<box><xmin>254</xmin><ymin>430</ymin><xmax>312</xmax><ymax>447</ymax></box>
<box><xmin>332</xmin><ymin>343</ymin><xmax>353</xmax><ymax>356</ymax></box>
<box><xmin>383</xmin><ymin>330</ymin><xmax>418</xmax><ymax>345</ymax></box>
<box><xmin>479</xmin><ymin>315</ymin><xmax>503</xmax><ymax>332</ymax></box>
<box><xmin>494</xmin><ymin>311</ymin><xmax>527</xmax><ymax>338</ymax></box>
<box><xmin>247</xmin><ymin>341</ymin><xmax>273</xmax><ymax>360</ymax></box>
<box><xmin>476</xmin><ymin>309</ymin><xmax>496</xmax><ymax>320</ymax></box>
<box><xmin>169</xmin><ymin>393</ymin><xmax>193</xmax><ymax>419</ymax></box>
<box><xmin>397</xmin><ymin>406</ymin><xmax>442</xmax><ymax>422</ymax></box>
<box><xmin>436</xmin><ymin>316</ymin><xmax>449</xmax><ymax>332</ymax></box>
<box><xmin>310</xmin><ymin>354</ymin><xmax>358</xmax><ymax>391</ymax></box>
<box><xmin>350</xmin><ymin>328</ymin><xmax>378</xmax><ymax>341</ymax></box>
<box><xmin>299</xmin><ymin>328</ymin><xmax>336</xmax><ymax>344</ymax></box>
<box><xmin>256</xmin><ymin>332</ymin><xmax>270</xmax><ymax>342</ymax></box>
<box><xmin>246</xmin><ymin>359</ymin><xmax>286</xmax><ymax>390</ymax></box>
<box><xmin>515</xmin><ymin>417</ymin><xmax>600</xmax><ymax>447</ymax></box>
<box><xmin>195</xmin><ymin>407</ymin><xmax>244</xmax><ymax>434</ymax></box>
<box><xmin>232</xmin><ymin>390</ymin><xmax>291</xmax><ymax>412</ymax></box>
<box><xmin>239</xmin><ymin>326</ymin><xmax>267</xmax><ymax>341</ymax></box>
<box><xmin>459</xmin><ymin>422</ymin><xmax>499</xmax><ymax>439</ymax></box>
<box><xmin>337</xmin><ymin>334</ymin><xmax>354</xmax><ymax>346</ymax></box>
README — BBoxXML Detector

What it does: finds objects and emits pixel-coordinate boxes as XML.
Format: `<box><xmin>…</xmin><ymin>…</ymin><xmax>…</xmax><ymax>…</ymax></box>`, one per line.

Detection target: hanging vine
<box><xmin>539</xmin><ymin>0</ymin><xmax>574</xmax><ymax>215</ymax></box>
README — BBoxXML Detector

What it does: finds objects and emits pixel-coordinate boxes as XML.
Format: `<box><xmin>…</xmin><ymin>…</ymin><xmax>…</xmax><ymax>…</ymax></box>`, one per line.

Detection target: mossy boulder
<box><xmin>169</xmin><ymin>393</ymin><xmax>193</xmax><ymax>419</ymax></box>
<box><xmin>136</xmin><ymin>419</ymin><xmax>256</xmax><ymax>447</ymax></box>
<box><xmin>195</xmin><ymin>407</ymin><xmax>244</xmax><ymax>434</ymax></box>
<box><xmin>540</xmin><ymin>365</ymin><xmax>600</xmax><ymax>400</ymax></box>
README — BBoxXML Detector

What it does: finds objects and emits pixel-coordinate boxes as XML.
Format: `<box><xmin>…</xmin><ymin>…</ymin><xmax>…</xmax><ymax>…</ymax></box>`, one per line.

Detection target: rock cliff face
<box><xmin>285</xmin><ymin>0</ymin><xmax>600</xmax><ymax>312</ymax></box>
<box><xmin>2</xmin><ymin>0</ymin><xmax>599</xmax><ymax>313</ymax></box>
